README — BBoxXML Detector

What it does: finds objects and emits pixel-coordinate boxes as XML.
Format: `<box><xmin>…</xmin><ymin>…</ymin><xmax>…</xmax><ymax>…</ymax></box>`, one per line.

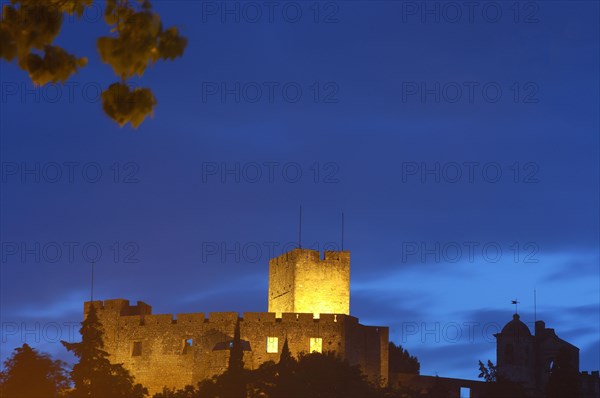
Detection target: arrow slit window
<box><xmin>132</xmin><ymin>341</ymin><xmax>142</xmax><ymax>356</ymax></box>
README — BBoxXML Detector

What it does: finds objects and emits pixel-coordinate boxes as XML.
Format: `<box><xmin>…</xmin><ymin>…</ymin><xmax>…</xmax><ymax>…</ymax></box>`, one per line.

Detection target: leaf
<box><xmin>158</xmin><ymin>27</ymin><xmax>187</xmax><ymax>61</ymax></box>
<box><xmin>97</xmin><ymin>1</ymin><xmax>187</xmax><ymax>79</ymax></box>
<box><xmin>101</xmin><ymin>82</ymin><xmax>157</xmax><ymax>128</ymax></box>
<box><xmin>19</xmin><ymin>45</ymin><xmax>87</xmax><ymax>85</ymax></box>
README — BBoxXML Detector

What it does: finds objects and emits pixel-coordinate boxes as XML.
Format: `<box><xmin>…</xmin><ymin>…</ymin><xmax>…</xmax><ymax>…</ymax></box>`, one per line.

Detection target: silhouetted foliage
<box><xmin>228</xmin><ymin>319</ymin><xmax>244</xmax><ymax>375</ymax></box>
<box><xmin>278</xmin><ymin>338</ymin><xmax>293</xmax><ymax>372</ymax></box>
<box><xmin>477</xmin><ymin>359</ymin><xmax>527</xmax><ymax>398</ymax></box>
<box><xmin>154</xmin><ymin>384</ymin><xmax>200</xmax><ymax>398</ymax></box>
<box><xmin>478</xmin><ymin>360</ymin><xmax>497</xmax><ymax>382</ymax></box>
<box><xmin>0</xmin><ymin>0</ymin><xmax>90</xmax><ymax>81</ymax></box>
<box><xmin>61</xmin><ymin>305</ymin><xmax>148</xmax><ymax>398</ymax></box>
<box><xmin>219</xmin><ymin>318</ymin><xmax>247</xmax><ymax>398</ymax></box>
<box><xmin>270</xmin><ymin>338</ymin><xmax>298</xmax><ymax>398</ymax></box>
<box><xmin>389</xmin><ymin>343</ymin><xmax>420</xmax><ymax>374</ymax></box>
<box><xmin>547</xmin><ymin>347</ymin><xmax>580</xmax><ymax>398</ymax></box>
<box><xmin>0</xmin><ymin>0</ymin><xmax>187</xmax><ymax>128</ymax></box>
<box><xmin>102</xmin><ymin>82</ymin><xmax>157</xmax><ymax>128</ymax></box>
<box><xmin>153</xmin><ymin>350</ymin><xmax>386</xmax><ymax>398</ymax></box>
<box><xmin>296</xmin><ymin>352</ymin><xmax>384</xmax><ymax>398</ymax></box>
<box><xmin>0</xmin><ymin>343</ymin><xmax>69</xmax><ymax>398</ymax></box>
<box><xmin>182</xmin><ymin>319</ymin><xmax>249</xmax><ymax>398</ymax></box>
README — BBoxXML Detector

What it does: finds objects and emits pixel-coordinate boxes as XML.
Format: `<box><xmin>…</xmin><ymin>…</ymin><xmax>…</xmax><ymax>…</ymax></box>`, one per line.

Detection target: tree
<box><xmin>278</xmin><ymin>338</ymin><xmax>294</xmax><ymax>374</ymax></box>
<box><xmin>0</xmin><ymin>343</ymin><xmax>69</xmax><ymax>398</ymax></box>
<box><xmin>478</xmin><ymin>360</ymin><xmax>497</xmax><ymax>382</ymax></box>
<box><xmin>389</xmin><ymin>342</ymin><xmax>420</xmax><ymax>374</ymax></box>
<box><xmin>477</xmin><ymin>359</ymin><xmax>527</xmax><ymax>398</ymax></box>
<box><xmin>165</xmin><ymin>348</ymin><xmax>387</xmax><ymax>398</ymax></box>
<box><xmin>196</xmin><ymin>318</ymin><xmax>248</xmax><ymax>398</ymax></box>
<box><xmin>293</xmin><ymin>352</ymin><xmax>383</xmax><ymax>398</ymax></box>
<box><xmin>228</xmin><ymin>318</ymin><xmax>244</xmax><ymax>375</ymax></box>
<box><xmin>152</xmin><ymin>385</ymin><xmax>199</xmax><ymax>398</ymax></box>
<box><xmin>61</xmin><ymin>304</ymin><xmax>148</xmax><ymax>398</ymax></box>
<box><xmin>219</xmin><ymin>318</ymin><xmax>247</xmax><ymax>398</ymax></box>
<box><xmin>270</xmin><ymin>338</ymin><xmax>298</xmax><ymax>398</ymax></box>
<box><xmin>0</xmin><ymin>0</ymin><xmax>187</xmax><ymax>128</ymax></box>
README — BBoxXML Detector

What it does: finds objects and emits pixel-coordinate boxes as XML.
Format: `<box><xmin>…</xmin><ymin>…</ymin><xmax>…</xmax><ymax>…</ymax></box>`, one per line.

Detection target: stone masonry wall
<box><xmin>86</xmin><ymin>299</ymin><xmax>387</xmax><ymax>396</ymax></box>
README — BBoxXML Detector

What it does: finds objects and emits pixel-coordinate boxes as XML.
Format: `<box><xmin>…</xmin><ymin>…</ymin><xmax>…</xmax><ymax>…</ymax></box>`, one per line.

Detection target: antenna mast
<box><xmin>298</xmin><ymin>206</ymin><xmax>302</xmax><ymax>249</ymax></box>
<box><xmin>90</xmin><ymin>261</ymin><xmax>95</xmax><ymax>302</ymax></box>
<box><xmin>534</xmin><ymin>289</ymin><xmax>537</xmax><ymax>323</ymax></box>
<box><xmin>341</xmin><ymin>212</ymin><xmax>345</xmax><ymax>251</ymax></box>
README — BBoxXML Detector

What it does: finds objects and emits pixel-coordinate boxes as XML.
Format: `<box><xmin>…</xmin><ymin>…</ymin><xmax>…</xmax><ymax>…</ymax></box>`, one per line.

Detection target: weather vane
<box><xmin>511</xmin><ymin>299</ymin><xmax>520</xmax><ymax>314</ymax></box>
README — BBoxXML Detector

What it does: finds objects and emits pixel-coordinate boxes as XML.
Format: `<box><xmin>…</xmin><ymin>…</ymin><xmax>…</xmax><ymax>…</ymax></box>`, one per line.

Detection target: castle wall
<box><xmin>534</xmin><ymin>321</ymin><xmax>580</xmax><ymax>394</ymax></box>
<box><xmin>580</xmin><ymin>371</ymin><xmax>600</xmax><ymax>398</ymax></box>
<box><xmin>87</xmin><ymin>299</ymin><xmax>387</xmax><ymax>395</ymax></box>
<box><xmin>390</xmin><ymin>374</ymin><xmax>486</xmax><ymax>398</ymax></box>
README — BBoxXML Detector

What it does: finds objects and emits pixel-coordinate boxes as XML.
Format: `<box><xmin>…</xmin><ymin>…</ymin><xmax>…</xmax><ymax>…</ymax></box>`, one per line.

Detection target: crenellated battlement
<box><xmin>269</xmin><ymin>248</ymin><xmax>350</xmax><ymax>267</ymax></box>
<box><xmin>86</xmin><ymin>300</ymin><xmax>356</xmax><ymax>326</ymax></box>
<box><xmin>323</xmin><ymin>250</ymin><xmax>350</xmax><ymax>262</ymax></box>
<box><xmin>269</xmin><ymin>248</ymin><xmax>318</xmax><ymax>265</ymax></box>
<box><xmin>85</xmin><ymin>299</ymin><xmax>152</xmax><ymax>317</ymax></box>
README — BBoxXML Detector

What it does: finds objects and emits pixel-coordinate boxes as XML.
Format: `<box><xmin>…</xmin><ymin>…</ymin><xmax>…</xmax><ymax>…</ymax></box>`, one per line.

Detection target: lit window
<box><xmin>460</xmin><ymin>387</ymin><xmax>471</xmax><ymax>398</ymax></box>
<box><xmin>310</xmin><ymin>338</ymin><xmax>322</xmax><ymax>353</ymax></box>
<box><xmin>132</xmin><ymin>341</ymin><xmax>142</xmax><ymax>356</ymax></box>
<box><xmin>266</xmin><ymin>337</ymin><xmax>278</xmax><ymax>353</ymax></box>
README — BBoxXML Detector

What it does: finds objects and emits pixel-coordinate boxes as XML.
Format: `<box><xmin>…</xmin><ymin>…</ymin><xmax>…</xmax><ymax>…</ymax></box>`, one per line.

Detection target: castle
<box><xmin>84</xmin><ymin>247</ymin><xmax>599</xmax><ymax>397</ymax></box>
<box><xmin>86</xmin><ymin>249</ymin><xmax>389</xmax><ymax>395</ymax></box>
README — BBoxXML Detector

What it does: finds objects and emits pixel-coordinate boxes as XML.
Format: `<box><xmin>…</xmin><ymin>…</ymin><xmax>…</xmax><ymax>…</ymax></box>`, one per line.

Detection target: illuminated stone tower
<box><xmin>268</xmin><ymin>248</ymin><xmax>350</xmax><ymax>317</ymax></box>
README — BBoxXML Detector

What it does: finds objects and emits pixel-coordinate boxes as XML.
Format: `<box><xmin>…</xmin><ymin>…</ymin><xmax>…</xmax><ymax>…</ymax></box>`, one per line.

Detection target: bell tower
<box><xmin>268</xmin><ymin>248</ymin><xmax>350</xmax><ymax>317</ymax></box>
<box><xmin>495</xmin><ymin>313</ymin><xmax>536</xmax><ymax>390</ymax></box>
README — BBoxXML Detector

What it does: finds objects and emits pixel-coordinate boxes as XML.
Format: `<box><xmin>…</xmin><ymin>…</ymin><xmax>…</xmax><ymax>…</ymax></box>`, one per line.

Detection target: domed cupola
<box><xmin>500</xmin><ymin>313</ymin><xmax>532</xmax><ymax>337</ymax></box>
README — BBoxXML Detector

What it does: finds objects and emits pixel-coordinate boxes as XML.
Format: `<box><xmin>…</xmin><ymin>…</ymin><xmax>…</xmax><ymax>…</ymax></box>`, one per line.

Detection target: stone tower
<box><xmin>268</xmin><ymin>248</ymin><xmax>350</xmax><ymax>317</ymax></box>
<box><xmin>495</xmin><ymin>313</ymin><xmax>536</xmax><ymax>391</ymax></box>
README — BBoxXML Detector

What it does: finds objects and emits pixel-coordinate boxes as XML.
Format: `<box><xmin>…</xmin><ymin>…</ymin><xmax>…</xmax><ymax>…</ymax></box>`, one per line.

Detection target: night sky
<box><xmin>1</xmin><ymin>0</ymin><xmax>599</xmax><ymax>381</ymax></box>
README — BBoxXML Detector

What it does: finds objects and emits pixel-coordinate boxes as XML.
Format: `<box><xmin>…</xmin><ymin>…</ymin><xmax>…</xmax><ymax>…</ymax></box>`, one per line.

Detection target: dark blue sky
<box><xmin>1</xmin><ymin>0</ymin><xmax>599</xmax><ymax>380</ymax></box>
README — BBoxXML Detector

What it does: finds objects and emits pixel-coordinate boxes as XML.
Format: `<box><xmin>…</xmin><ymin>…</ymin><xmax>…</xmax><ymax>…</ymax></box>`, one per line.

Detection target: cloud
<box><xmin>5</xmin><ymin>290</ymin><xmax>86</xmax><ymax>319</ymax></box>
<box><xmin>540</xmin><ymin>256</ymin><xmax>599</xmax><ymax>283</ymax></box>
